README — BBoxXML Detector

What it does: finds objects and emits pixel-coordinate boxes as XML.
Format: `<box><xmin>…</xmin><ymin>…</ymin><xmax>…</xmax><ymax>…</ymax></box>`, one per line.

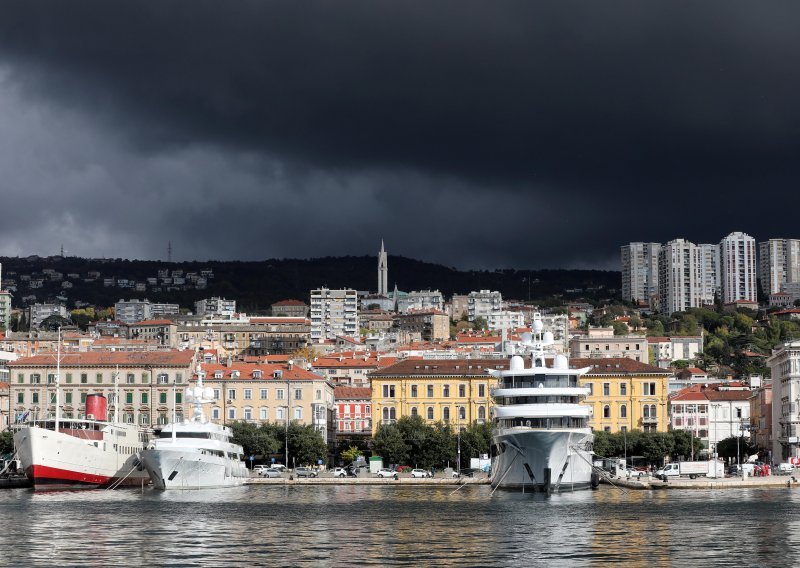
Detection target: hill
<box><xmin>0</xmin><ymin>255</ymin><xmax>620</xmax><ymax>313</ymax></box>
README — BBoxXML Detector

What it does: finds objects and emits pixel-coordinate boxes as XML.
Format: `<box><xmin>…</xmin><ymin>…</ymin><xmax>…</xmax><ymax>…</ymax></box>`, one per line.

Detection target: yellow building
<box><xmin>368</xmin><ymin>359</ymin><xmax>496</xmax><ymax>434</ymax></box>
<box><xmin>573</xmin><ymin>358</ymin><xmax>671</xmax><ymax>433</ymax></box>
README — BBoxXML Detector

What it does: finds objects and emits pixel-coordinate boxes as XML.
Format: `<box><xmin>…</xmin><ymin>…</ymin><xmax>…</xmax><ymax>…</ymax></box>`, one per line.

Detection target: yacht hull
<box><xmin>491</xmin><ymin>428</ymin><xmax>594</xmax><ymax>492</ymax></box>
<box><xmin>141</xmin><ymin>448</ymin><xmax>249</xmax><ymax>490</ymax></box>
<box><xmin>14</xmin><ymin>425</ymin><xmax>149</xmax><ymax>490</ymax></box>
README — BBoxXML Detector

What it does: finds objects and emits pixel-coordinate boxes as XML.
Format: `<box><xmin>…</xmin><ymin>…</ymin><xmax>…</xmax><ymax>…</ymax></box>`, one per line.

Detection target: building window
<box><xmin>260</xmin><ymin>389</ymin><xmax>268</xmax><ymax>399</ymax></box>
<box><xmin>277</xmin><ymin>389</ymin><xmax>285</xmax><ymax>400</ymax></box>
<box><xmin>603</xmin><ymin>383</ymin><xmax>610</xmax><ymax>396</ymax></box>
<box><xmin>227</xmin><ymin>389</ymin><xmax>236</xmax><ymax>400</ymax></box>
<box><xmin>294</xmin><ymin>389</ymin><xmax>302</xmax><ymax>400</ymax></box>
<box><xmin>411</xmin><ymin>385</ymin><xmax>418</xmax><ymax>398</ymax></box>
<box><xmin>443</xmin><ymin>407</ymin><xmax>450</xmax><ymax>422</ymax></box>
<box><xmin>586</xmin><ymin>382</ymin><xmax>593</xmax><ymax>395</ymax></box>
<box><xmin>17</xmin><ymin>393</ymin><xmax>23</xmax><ymax>404</ymax></box>
<box><xmin>125</xmin><ymin>393</ymin><xmax>133</xmax><ymax>404</ymax></box>
<box><xmin>458</xmin><ymin>384</ymin><xmax>466</xmax><ymax>397</ymax></box>
<box><xmin>276</xmin><ymin>407</ymin><xmax>285</xmax><ymax>420</ymax></box>
<box><xmin>228</xmin><ymin>408</ymin><xmax>236</xmax><ymax>420</ymax></box>
<box><xmin>80</xmin><ymin>373</ymin><xmax>88</xmax><ymax>384</ymax></box>
<box><xmin>175</xmin><ymin>393</ymin><xmax>182</xmax><ymax>404</ymax></box>
<box><xmin>157</xmin><ymin>374</ymin><xmax>169</xmax><ymax>385</ymax></box>
<box><xmin>30</xmin><ymin>374</ymin><xmax>41</xmax><ymax>384</ymax></box>
<box><xmin>141</xmin><ymin>393</ymin><xmax>148</xmax><ymax>404</ymax></box>
<box><xmin>142</xmin><ymin>372</ymin><xmax>150</xmax><ymax>384</ymax></box>
<box><xmin>620</xmin><ymin>383</ymin><xmax>627</xmax><ymax>396</ymax></box>
<box><xmin>65</xmin><ymin>392</ymin><xmax>72</xmax><ymax>404</ymax></box>
<box><xmin>127</xmin><ymin>374</ymin><xmax>135</xmax><ymax>385</ymax></box>
<box><xmin>620</xmin><ymin>404</ymin><xmax>627</xmax><ymax>418</ymax></box>
<box><xmin>96</xmin><ymin>373</ymin><xmax>103</xmax><ymax>384</ymax></box>
<box><xmin>47</xmin><ymin>374</ymin><xmax>56</xmax><ymax>384</ymax></box>
<box><xmin>140</xmin><ymin>414</ymin><xmax>150</xmax><ymax>425</ymax></box>
<box><xmin>260</xmin><ymin>407</ymin><xmax>268</xmax><ymax>420</ymax></box>
<box><xmin>294</xmin><ymin>407</ymin><xmax>302</xmax><ymax>420</ymax></box>
<box><xmin>244</xmin><ymin>389</ymin><xmax>252</xmax><ymax>400</ymax></box>
<box><xmin>244</xmin><ymin>407</ymin><xmax>253</xmax><ymax>420</ymax></box>
<box><xmin>411</xmin><ymin>407</ymin><xmax>418</xmax><ymax>417</ymax></box>
<box><xmin>176</xmin><ymin>373</ymin><xmax>183</xmax><ymax>384</ymax></box>
<box><xmin>427</xmin><ymin>407</ymin><xmax>434</xmax><ymax>420</ymax></box>
<box><xmin>427</xmin><ymin>385</ymin><xmax>434</xmax><ymax>397</ymax></box>
<box><xmin>81</xmin><ymin>393</ymin><xmax>87</xmax><ymax>404</ymax></box>
<box><xmin>443</xmin><ymin>385</ymin><xmax>450</xmax><ymax>397</ymax></box>
<box><xmin>382</xmin><ymin>385</ymin><xmax>396</xmax><ymax>398</ymax></box>
<box><xmin>160</xmin><ymin>392</ymin><xmax>167</xmax><ymax>404</ymax></box>
<box><xmin>478</xmin><ymin>384</ymin><xmax>486</xmax><ymax>397</ymax></box>
<box><xmin>316</xmin><ymin>389</ymin><xmax>322</xmax><ymax>400</ymax></box>
<box><xmin>603</xmin><ymin>405</ymin><xmax>610</xmax><ymax>418</ymax></box>
<box><xmin>458</xmin><ymin>406</ymin><xmax>466</xmax><ymax>420</ymax></box>
<box><xmin>65</xmin><ymin>373</ymin><xmax>72</xmax><ymax>384</ymax></box>
<box><xmin>643</xmin><ymin>382</ymin><xmax>657</xmax><ymax>396</ymax></box>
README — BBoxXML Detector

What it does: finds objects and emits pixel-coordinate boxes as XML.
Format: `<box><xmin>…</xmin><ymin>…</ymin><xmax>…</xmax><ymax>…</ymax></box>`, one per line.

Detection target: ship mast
<box><xmin>55</xmin><ymin>327</ymin><xmax>61</xmax><ymax>433</ymax></box>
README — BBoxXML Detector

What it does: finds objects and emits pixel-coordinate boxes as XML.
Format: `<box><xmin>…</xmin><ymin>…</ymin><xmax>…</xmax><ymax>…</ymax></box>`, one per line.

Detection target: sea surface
<box><xmin>1</xmin><ymin>484</ymin><xmax>798</xmax><ymax>566</ymax></box>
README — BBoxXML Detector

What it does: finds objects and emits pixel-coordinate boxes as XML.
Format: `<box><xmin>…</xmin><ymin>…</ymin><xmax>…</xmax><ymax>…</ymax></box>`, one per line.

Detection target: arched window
<box><xmin>389</xmin><ymin>407</ymin><xmax>396</xmax><ymax>420</ymax></box>
<box><xmin>620</xmin><ymin>404</ymin><xmax>627</xmax><ymax>418</ymax></box>
<box><xmin>427</xmin><ymin>407</ymin><xmax>434</xmax><ymax>420</ymax></box>
<box><xmin>443</xmin><ymin>407</ymin><xmax>450</xmax><ymax>422</ymax></box>
<box><xmin>603</xmin><ymin>405</ymin><xmax>610</xmax><ymax>419</ymax></box>
<box><xmin>383</xmin><ymin>407</ymin><xmax>390</xmax><ymax>421</ymax></box>
<box><xmin>478</xmin><ymin>406</ymin><xmax>486</xmax><ymax>422</ymax></box>
<box><xmin>411</xmin><ymin>407</ymin><xmax>418</xmax><ymax>417</ymax></box>
<box><xmin>649</xmin><ymin>404</ymin><xmax>657</xmax><ymax>418</ymax></box>
<box><xmin>458</xmin><ymin>406</ymin><xmax>466</xmax><ymax>420</ymax></box>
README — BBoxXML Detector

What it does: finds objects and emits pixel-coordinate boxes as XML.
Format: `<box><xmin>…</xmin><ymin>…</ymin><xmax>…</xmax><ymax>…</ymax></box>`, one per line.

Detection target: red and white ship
<box><xmin>13</xmin><ymin>393</ymin><xmax>150</xmax><ymax>490</ymax></box>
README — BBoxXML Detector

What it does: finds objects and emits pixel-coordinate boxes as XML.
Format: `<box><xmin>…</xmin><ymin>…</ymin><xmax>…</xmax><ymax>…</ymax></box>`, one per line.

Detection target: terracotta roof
<box><xmin>686</xmin><ymin>367</ymin><xmax>707</xmax><ymax>374</ymax></box>
<box><xmin>334</xmin><ymin>386</ymin><xmax>372</xmax><ymax>399</ymax></box>
<box><xmin>570</xmin><ymin>358</ymin><xmax>670</xmax><ymax>375</ymax></box>
<box><xmin>197</xmin><ymin>362</ymin><xmax>323</xmax><ymax>381</ymax></box>
<box><xmin>8</xmin><ymin>350</ymin><xmax>194</xmax><ymax>367</ymax></box>
<box><xmin>314</xmin><ymin>355</ymin><xmax>398</xmax><ymax>369</ymax></box>
<box><xmin>369</xmin><ymin>358</ymin><xmax>506</xmax><ymax>377</ymax></box>
<box><xmin>272</xmin><ymin>299</ymin><xmax>307</xmax><ymax>307</ymax></box>
<box><xmin>130</xmin><ymin>319</ymin><xmax>174</xmax><ymax>326</ymax></box>
<box><xmin>670</xmin><ymin>390</ymin><xmax>708</xmax><ymax>401</ymax></box>
<box><xmin>704</xmin><ymin>389</ymin><xmax>754</xmax><ymax>402</ymax></box>
<box><xmin>647</xmin><ymin>337</ymin><xmax>670</xmax><ymax>343</ymax></box>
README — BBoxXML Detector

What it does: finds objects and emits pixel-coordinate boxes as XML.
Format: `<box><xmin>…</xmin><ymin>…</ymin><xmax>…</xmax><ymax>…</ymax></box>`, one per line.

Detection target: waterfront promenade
<box><xmin>604</xmin><ymin>472</ymin><xmax>800</xmax><ymax>490</ymax></box>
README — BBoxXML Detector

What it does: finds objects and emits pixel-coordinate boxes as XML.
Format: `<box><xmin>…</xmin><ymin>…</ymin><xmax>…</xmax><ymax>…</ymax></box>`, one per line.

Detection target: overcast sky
<box><xmin>1</xmin><ymin>2</ymin><xmax>799</xmax><ymax>270</ymax></box>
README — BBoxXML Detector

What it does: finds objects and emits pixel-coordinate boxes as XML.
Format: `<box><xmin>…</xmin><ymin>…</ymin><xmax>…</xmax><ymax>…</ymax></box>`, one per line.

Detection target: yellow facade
<box><xmin>369</xmin><ymin>359</ymin><xmax>495</xmax><ymax>434</ymax></box>
<box><xmin>575</xmin><ymin>358</ymin><xmax>671</xmax><ymax>433</ymax></box>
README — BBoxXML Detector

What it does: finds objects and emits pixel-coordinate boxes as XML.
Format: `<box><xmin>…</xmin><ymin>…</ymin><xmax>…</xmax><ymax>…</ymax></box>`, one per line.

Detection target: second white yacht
<box><xmin>140</xmin><ymin>362</ymin><xmax>248</xmax><ymax>489</ymax></box>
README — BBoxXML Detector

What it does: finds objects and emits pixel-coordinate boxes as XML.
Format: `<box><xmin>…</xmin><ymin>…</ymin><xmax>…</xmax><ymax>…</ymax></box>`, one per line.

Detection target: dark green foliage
<box><xmin>229</xmin><ymin>421</ymin><xmax>327</xmax><ymax>466</ymax></box>
<box><xmin>592</xmin><ymin>429</ymin><xmax>702</xmax><ymax>466</ymax></box>
<box><xmin>0</xmin><ymin>431</ymin><xmax>13</xmax><ymax>455</ymax></box>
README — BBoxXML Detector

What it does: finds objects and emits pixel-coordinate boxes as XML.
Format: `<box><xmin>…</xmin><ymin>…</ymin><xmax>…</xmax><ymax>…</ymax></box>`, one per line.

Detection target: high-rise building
<box><xmin>467</xmin><ymin>290</ymin><xmax>502</xmax><ymax>322</ymax></box>
<box><xmin>767</xmin><ymin>340</ymin><xmax>800</xmax><ymax>462</ymax></box>
<box><xmin>719</xmin><ymin>232</ymin><xmax>757</xmax><ymax>304</ymax></box>
<box><xmin>697</xmin><ymin>243</ymin><xmax>720</xmax><ymax>304</ymax></box>
<box><xmin>0</xmin><ymin>262</ymin><xmax>11</xmax><ymax>331</ymax></box>
<box><xmin>759</xmin><ymin>238</ymin><xmax>800</xmax><ymax>295</ymax></box>
<box><xmin>658</xmin><ymin>239</ymin><xmax>702</xmax><ymax>315</ymax></box>
<box><xmin>377</xmin><ymin>240</ymin><xmax>388</xmax><ymax>296</ymax></box>
<box><xmin>310</xmin><ymin>288</ymin><xmax>359</xmax><ymax>342</ymax></box>
<box><xmin>620</xmin><ymin>242</ymin><xmax>661</xmax><ymax>305</ymax></box>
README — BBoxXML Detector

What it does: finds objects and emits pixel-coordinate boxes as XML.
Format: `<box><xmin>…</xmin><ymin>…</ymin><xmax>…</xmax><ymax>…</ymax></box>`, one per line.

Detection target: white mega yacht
<box><xmin>140</xmin><ymin>362</ymin><xmax>248</xmax><ymax>489</ymax></box>
<box><xmin>490</xmin><ymin>316</ymin><xmax>597</xmax><ymax>493</ymax></box>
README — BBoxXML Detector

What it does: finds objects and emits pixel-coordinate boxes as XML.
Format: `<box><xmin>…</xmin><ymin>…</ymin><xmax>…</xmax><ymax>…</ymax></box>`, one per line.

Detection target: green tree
<box><xmin>612</xmin><ymin>321</ymin><xmax>629</xmax><ymax>336</ymax></box>
<box><xmin>716</xmin><ymin>436</ymin><xmax>756</xmax><ymax>462</ymax></box>
<box><xmin>671</xmin><ymin>360</ymin><xmax>691</xmax><ymax>369</ymax></box>
<box><xmin>638</xmin><ymin>432</ymin><xmax>675</xmax><ymax>465</ymax></box>
<box><xmin>229</xmin><ymin>422</ymin><xmax>281</xmax><ymax>459</ymax></box>
<box><xmin>341</xmin><ymin>446</ymin><xmax>363</xmax><ymax>465</ymax></box>
<box><xmin>0</xmin><ymin>431</ymin><xmax>13</xmax><ymax>455</ymax></box>
<box><xmin>457</xmin><ymin>422</ymin><xmax>493</xmax><ymax>468</ymax></box>
<box><xmin>287</xmin><ymin>423</ymin><xmax>328</xmax><ymax>467</ymax></box>
<box><xmin>472</xmin><ymin>317</ymin><xmax>488</xmax><ymax>331</ymax></box>
<box><xmin>373</xmin><ymin>423</ymin><xmax>410</xmax><ymax>465</ymax></box>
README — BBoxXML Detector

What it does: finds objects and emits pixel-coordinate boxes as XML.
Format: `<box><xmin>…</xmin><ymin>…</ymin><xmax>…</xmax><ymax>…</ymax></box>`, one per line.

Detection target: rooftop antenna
<box><xmin>60</xmin><ymin>244</ymin><xmax>64</xmax><ymax>257</ymax></box>
<box><xmin>168</xmin><ymin>241</ymin><xmax>172</xmax><ymax>263</ymax></box>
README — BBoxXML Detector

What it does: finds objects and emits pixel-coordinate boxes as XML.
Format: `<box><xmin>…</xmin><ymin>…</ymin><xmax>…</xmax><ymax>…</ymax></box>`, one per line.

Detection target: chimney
<box><xmin>226</xmin><ymin>356</ymin><xmax>232</xmax><ymax>368</ymax></box>
<box><xmin>288</xmin><ymin>360</ymin><xmax>294</xmax><ymax>371</ymax></box>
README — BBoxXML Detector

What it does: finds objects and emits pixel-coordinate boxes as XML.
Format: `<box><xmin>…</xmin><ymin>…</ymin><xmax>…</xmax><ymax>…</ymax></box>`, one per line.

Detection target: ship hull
<box><xmin>141</xmin><ymin>448</ymin><xmax>249</xmax><ymax>490</ymax></box>
<box><xmin>14</xmin><ymin>425</ymin><xmax>149</xmax><ymax>490</ymax></box>
<box><xmin>491</xmin><ymin>428</ymin><xmax>594</xmax><ymax>492</ymax></box>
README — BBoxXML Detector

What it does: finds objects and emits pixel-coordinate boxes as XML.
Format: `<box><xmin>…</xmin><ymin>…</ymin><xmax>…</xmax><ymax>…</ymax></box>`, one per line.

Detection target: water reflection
<box><xmin>1</xmin><ymin>486</ymin><xmax>800</xmax><ymax>566</ymax></box>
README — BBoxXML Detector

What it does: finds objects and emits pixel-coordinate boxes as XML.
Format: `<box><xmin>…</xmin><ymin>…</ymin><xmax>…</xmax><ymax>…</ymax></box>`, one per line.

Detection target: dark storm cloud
<box><xmin>1</xmin><ymin>2</ymin><xmax>800</xmax><ymax>269</ymax></box>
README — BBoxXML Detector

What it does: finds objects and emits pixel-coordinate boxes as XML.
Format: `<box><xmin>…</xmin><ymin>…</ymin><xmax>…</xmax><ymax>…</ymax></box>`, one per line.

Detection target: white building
<box><xmin>621</xmin><ymin>242</ymin><xmax>660</xmax><ymax>306</ymax></box>
<box><xmin>377</xmin><ymin>240</ymin><xmax>388</xmax><ymax>296</ymax></box>
<box><xmin>396</xmin><ymin>290</ymin><xmax>444</xmax><ymax>314</ymax></box>
<box><xmin>29</xmin><ymin>303</ymin><xmax>69</xmax><ymax>329</ymax></box>
<box><xmin>195</xmin><ymin>297</ymin><xmax>236</xmax><ymax>317</ymax></box>
<box><xmin>719</xmin><ymin>231</ymin><xmax>757</xmax><ymax>304</ymax></box>
<box><xmin>150</xmin><ymin>303</ymin><xmax>181</xmax><ymax>318</ymax></box>
<box><xmin>467</xmin><ymin>290</ymin><xmax>502</xmax><ymax>322</ymax></box>
<box><xmin>569</xmin><ymin>327</ymin><xmax>648</xmax><ymax>362</ymax></box>
<box><xmin>486</xmin><ymin>310</ymin><xmax>525</xmax><ymax>332</ymax></box>
<box><xmin>310</xmin><ymin>288</ymin><xmax>359</xmax><ymax>342</ymax></box>
<box><xmin>759</xmin><ymin>238</ymin><xmax>800</xmax><ymax>296</ymax></box>
<box><xmin>115</xmin><ymin>299</ymin><xmax>151</xmax><ymax>324</ymax></box>
<box><xmin>767</xmin><ymin>340</ymin><xmax>800</xmax><ymax>462</ymax></box>
<box><xmin>658</xmin><ymin>239</ymin><xmax>701</xmax><ymax>315</ymax></box>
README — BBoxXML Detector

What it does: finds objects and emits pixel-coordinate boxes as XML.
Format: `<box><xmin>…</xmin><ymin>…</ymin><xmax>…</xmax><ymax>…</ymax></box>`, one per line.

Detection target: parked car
<box><xmin>457</xmin><ymin>468</ymin><xmax>478</xmax><ymax>478</ymax></box>
<box><xmin>333</xmin><ymin>467</ymin><xmax>356</xmax><ymax>478</ymax></box>
<box><xmin>376</xmin><ymin>468</ymin><xmax>398</xmax><ymax>479</ymax></box>
<box><xmin>294</xmin><ymin>467</ymin><xmax>318</xmax><ymax>478</ymax></box>
<box><xmin>625</xmin><ymin>467</ymin><xmax>647</xmax><ymax>479</ymax></box>
<box><xmin>259</xmin><ymin>468</ymin><xmax>282</xmax><ymax>478</ymax></box>
<box><xmin>252</xmin><ymin>465</ymin><xmax>270</xmax><ymax>475</ymax></box>
<box><xmin>271</xmin><ymin>464</ymin><xmax>287</xmax><ymax>472</ymax></box>
<box><xmin>410</xmin><ymin>469</ymin><xmax>431</xmax><ymax>478</ymax></box>
<box><xmin>777</xmin><ymin>463</ymin><xmax>795</xmax><ymax>475</ymax></box>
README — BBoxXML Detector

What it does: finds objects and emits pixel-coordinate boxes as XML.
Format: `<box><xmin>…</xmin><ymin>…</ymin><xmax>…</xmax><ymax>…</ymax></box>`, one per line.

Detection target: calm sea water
<box><xmin>1</xmin><ymin>484</ymin><xmax>798</xmax><ymax>566</ymax></box>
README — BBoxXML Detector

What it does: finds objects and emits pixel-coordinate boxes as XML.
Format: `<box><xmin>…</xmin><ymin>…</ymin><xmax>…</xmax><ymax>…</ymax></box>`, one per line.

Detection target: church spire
<box><xmin>378</xmin><ymin>240</ymin><xmax>388</xmax><ymax>296</ymax></box>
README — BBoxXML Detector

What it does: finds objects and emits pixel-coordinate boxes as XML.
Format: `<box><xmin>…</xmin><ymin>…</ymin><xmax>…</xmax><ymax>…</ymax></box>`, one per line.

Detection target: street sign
<box><xmin>249</xmin><ymin>455</ymin><xmax>254</xmax><ymax>462</ymax></box>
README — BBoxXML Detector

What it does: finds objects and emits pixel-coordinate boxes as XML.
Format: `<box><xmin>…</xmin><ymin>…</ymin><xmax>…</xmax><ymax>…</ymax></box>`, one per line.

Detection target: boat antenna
<box><xmin>114</xmin><ymin>365</ymin><xmax>120</xmax><ymax>424</ymax></box>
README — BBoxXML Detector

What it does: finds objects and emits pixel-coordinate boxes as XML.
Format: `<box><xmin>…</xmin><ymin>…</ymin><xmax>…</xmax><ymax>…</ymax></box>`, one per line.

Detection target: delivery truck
<box><xmin>655</xmin><ymin>460</ymin><xmax>724</xmax><ymax>480</ymax></box>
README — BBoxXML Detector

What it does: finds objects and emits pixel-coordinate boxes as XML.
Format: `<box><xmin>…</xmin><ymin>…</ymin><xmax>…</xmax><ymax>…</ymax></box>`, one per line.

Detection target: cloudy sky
<box><xmin>1</xmin><ymin>2</ymin><xmax>799</xmax><ymax>270</ymax></box>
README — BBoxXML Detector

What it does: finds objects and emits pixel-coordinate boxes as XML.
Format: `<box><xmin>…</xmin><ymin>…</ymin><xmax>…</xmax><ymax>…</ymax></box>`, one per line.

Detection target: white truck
<box><xmin>655</xmin><ymin>460</ymin><xmax>724</xmax><ymax>480</ymax></box>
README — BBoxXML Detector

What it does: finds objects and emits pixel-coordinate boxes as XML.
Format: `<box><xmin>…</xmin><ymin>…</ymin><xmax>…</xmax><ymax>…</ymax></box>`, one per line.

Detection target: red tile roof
<box><xmin>370</xmin><ymin>358</ymin><xmax>506</xmax><ymax>377</ymax></box>
<box><xmin>570</xmin><ymin>358</ymin><xmax>670</xmax><ymax>375</ymax></box>
<box><xmin>130</xmin><ymin>319</ymin><xmax>174</xmax><ymax>326</ymax></box>
<box><xmin>9</xmin><ymin>350</ymin><xmax>195</xmax><ymax>367</ymax></box>
<box><xmin>197</xmin><ymin>362</ymin><xmax>323</xmax><ymax>381</ymax></box>
<box><xmin>334</xmin><ymin>387</ymin><xmax>372</xmax><ymax>399</ymax></box>
<box><xmin>272</xmin><ymin>299</ymin><xmax>307</xmax><ymax>306</ymax></box>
